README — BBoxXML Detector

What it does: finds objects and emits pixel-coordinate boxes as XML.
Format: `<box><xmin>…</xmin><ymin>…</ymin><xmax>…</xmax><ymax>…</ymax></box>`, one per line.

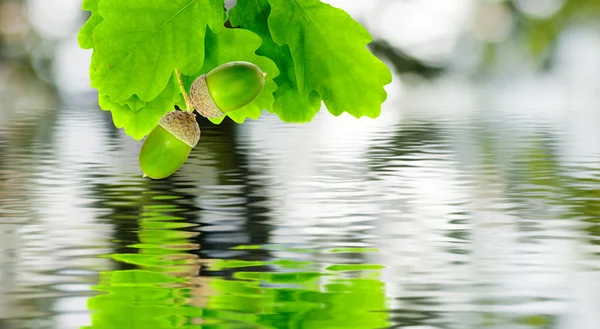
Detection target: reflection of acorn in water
<box><xmin>159</xmin><ymin>239</ymin><xmax>214</xmax><ymax>314</ymax></box>
<box><xmin>189</xmin><ymin>275</ymin><xmax>214</xmax><ymax>324</ymax></box>
<box><xmin>190</xmin><ymin>61</ymin><xmax>266</xmax><ymax>118</ymax></box>
<box><xmin>164</xmin><ymin>251</ymin><xmax>214</xmax><ymax>323</ymax></box>
<box><xmin>138</xmin><ymin>110</ymin><xmax>200</xmax><ymax>179</ymax></box>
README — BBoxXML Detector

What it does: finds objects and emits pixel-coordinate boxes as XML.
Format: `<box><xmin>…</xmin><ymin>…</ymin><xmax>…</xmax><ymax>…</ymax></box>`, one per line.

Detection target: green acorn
<box><xmin>139</xmin><ymin>110</ymin><xmax>200</xmax><ymax>179</ymax></box>
<box><xmin>190</xmin><ymin>61</ymin><xmax>266</xmax><ymax>118</ymax></box>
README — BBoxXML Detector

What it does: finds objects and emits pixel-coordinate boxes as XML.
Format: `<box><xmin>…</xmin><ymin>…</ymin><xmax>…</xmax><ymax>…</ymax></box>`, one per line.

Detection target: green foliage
<box><xmin>78</xmin><ymin>0</ymin><xmax>102</xmax><ymax>49</ymax></box>
<box><xmin>79</xmin><ymin>0</ymin><xmax>392</xmax><ymax>139</ymax></box>
<box><xmin>267</xmin><ymin>0</ymin><xmax>391</xmax><ymax>119</ymax></box>
<box><xmin>98</xmin><ymin>73</ymin><xmax>182</xmax><ymax>139</ymax></box>
<box><xmin>87</xmin><ymin>267</ymin><xmax>389</xmax><ymax>329</ymax></box>
<box><xmin>91</xmin><ymin>0</ymin><xmax>225</xmax><ymax>102</ymax></box>
<box><xmin>229</xmin><ymin>0</ymin><xmax>322</xmax><ymax>122</ymax></box>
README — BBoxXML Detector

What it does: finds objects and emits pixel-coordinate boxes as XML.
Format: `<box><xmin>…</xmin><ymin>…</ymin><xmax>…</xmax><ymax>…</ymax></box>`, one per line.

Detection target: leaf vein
<box><xmin>119</xmin><ymin>0</ymin><xmax>197</xmax><ymax>66</ymax></box>
<box><xmin>288</xmin><ymin>0</ymin><xmax>333</xmax><ymax>88</ymax></box>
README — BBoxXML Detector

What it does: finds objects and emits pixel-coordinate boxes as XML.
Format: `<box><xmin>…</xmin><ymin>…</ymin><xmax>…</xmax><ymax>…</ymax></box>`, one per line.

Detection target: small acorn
<box><xmin>190</xmin><ymin>61</ymin><xmax>266</xmax><ymax>118</ymax></box>
<box><xmin>139</xmin><ymin>110</ymin><xmax>200</xmax><ymax>179</ymax></box>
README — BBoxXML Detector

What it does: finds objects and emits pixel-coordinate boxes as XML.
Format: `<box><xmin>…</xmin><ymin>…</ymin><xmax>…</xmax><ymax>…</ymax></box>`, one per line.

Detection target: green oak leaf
<box><xmin>267</xmin><ymin>0</ymin><xmax>392</xmax><ymax>119</ymax></box>
<box><xmin>78</xmin><ymin>0</ymin><xmax>192</xmax><ymax>138</ymax></box>
<box><xmin>78</xmin><ymin>0</ymin><xmax>102</xmax><ymax>49</ymax></box>
<box><xmin>230</xmin><ymin>0</ymin><xmax>321</xmax><ymax>122</ymax></box>
<box><xmin>98</xmin><ymin>72</ymin><xmax>182</xmax><ymax>140</ymax></box>
<box><xmin>92</xmin><ymin>0</ymin><xmax>226</xmax><ymax>103</ymax></box>
<box><xmin>79</xmin><ymin>0</ymin><xmax>102</xmax><ymax>75</ymax></box>
<box><xmin>79</xmin><ymin>0</ymin><xmax>390</xmax><ymax>140</ymax></box>
<box><xmin>181</xmin><ymin>28</ymin><xmax>280</xmax><ymax>124</ymax></box>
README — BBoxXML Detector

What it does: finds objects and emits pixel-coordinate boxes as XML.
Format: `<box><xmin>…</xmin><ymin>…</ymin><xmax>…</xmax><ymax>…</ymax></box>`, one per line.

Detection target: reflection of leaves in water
<box><xmin>85</xmin><ymin>270</ymin><xmax>202</xmax><ymax>329</ymax></box>
<box><xmin>206</xmin><ymin>269</ymin><xmax>389</xmax><ymax>329</ymax></box>
<box><xmin>83</xmin><ymin>197</ymin><xmax>206</xmax><ymax>329</ymax></box>
<box><xmin>86</xmin><ymin>256</ymin><xmax>390</xmax><ymax>329</ymax></box>
<box><xmin>85</xmin><ymin>264</ymin><xmax>389</xmax><ymax>329</ymax></box>
<box><xmin>88</xmin><ymin>178</ymin><xmax>200</xmax><ymax>270</ymax></box>
<box><xmin>84</xmin><ymin>184</ymin><xmax>390</xmax><ymax>328</ymax></box>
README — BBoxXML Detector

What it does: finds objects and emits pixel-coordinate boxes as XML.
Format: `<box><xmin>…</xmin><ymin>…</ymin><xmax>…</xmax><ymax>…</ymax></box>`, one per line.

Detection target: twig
<box><xmin>175</xmin><ymin>69</ymin><xmax>193</xmax><ymax>112</ymax></box>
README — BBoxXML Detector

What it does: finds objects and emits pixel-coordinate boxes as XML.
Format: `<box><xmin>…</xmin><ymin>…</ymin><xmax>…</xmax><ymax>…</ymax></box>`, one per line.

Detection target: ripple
<box><xmin>0</xmin><ymin>103</ymin><xmax>599</xmax><ymax>328</ymax></box>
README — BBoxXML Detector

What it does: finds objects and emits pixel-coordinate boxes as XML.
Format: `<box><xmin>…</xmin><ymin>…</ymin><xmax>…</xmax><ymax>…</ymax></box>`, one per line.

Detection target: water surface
<box><xmin>0</xmin><ymin>94</ymin><xmax>599</xmax><ymax>329</ymax></box>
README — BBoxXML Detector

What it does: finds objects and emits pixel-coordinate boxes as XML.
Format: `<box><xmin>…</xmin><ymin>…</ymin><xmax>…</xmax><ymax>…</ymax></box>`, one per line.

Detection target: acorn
<box><xmin>139</xmin><ymin>110</ymin><xmax>200</xmax><ymax>179</ymax></box>
<box><xmin>190</xmin><ymin>61</ymin><xmax>266</xmax><ymax>118</ymax></box>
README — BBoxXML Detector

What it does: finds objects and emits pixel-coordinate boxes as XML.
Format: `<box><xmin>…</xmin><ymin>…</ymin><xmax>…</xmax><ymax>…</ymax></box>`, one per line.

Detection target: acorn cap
<box><xmin>189</xmin><ymin>74</ymin><xmax>224</xmax><ymax>118</ymax></box>
<box><xmin>158</xmin><ymin>111</ymin><xmax>200</xmax><ymax>148</ymax></box>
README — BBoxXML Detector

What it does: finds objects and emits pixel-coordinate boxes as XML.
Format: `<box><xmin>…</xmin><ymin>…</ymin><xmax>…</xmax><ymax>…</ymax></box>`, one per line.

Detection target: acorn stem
<box><xmin>175</xmin><ymin>69</ymin><xmax>193</xmax><ymax>113</ymax></box>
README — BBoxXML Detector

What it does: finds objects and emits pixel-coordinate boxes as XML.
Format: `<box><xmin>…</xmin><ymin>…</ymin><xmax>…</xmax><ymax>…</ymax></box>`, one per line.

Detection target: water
<box><xmin>0</xmin><ymin>93</ymin><xmax>599</xmax><ymax>329</ymax></box>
